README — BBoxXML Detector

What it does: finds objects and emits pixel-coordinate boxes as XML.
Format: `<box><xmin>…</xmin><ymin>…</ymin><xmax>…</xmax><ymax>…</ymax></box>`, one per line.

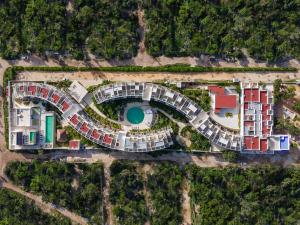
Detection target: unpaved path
<box><xmin>141</xmin><ymin>164</ymin><xmax>153</xmax><ymax>225</ymax></box>
<box><xmin>16</xmin><ymin>70</ymin><xmax>300</xmax><ymax>86</ymax></box>
<box><xmin>102</xmin><ymin>161</ymin><xmax>114</xmax><ymax>225</ymax></box>
<box><xmin>0</xmin><ymin>180</ymin><xmax>87</xmax><ymax>225</ymax></box>
<box><xmin>182</xmin><ymin>178</ymin><xmax>192</xmax><ymax>225</ymax></box>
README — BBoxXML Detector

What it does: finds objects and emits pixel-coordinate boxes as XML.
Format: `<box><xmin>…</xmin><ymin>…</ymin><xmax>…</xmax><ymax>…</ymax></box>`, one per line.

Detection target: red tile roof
<box><xmin>103</xmin><ymin>134</ymin><xmax>112</xmax><ymax>145</ymax></box>
<box><xmin>244</xmin><ymin>136</ymin><xmax>259</xmax><ymax>150</ymax></box>
<box><xmin>262</xmin><ymin>104</ymin><xmax>270</xmax><ymax>112</ymax></box>
<box><xmin>80</xmin><ymin>122</ymin><xmax>89</xmax><ymax>133</ymax></box>
<box><xmin>28</xmin><ymin>86</ymin><xmax>37</xmax><ymax>95</ymax></box>
<box><xmin>61</xmin><ymin>101</ymin><xmax>69</xmax><ymax>112</ymax></box>
<box><xmin>41</xmin><ymin>88</ymin><xmax>49</xmax><ymax>98</ymax></box>
<box><xmin>244</xmin><ymin>89</ymin><xmax>259</xmax><ymax>102</ymax></box>
<box><xmin>260</xmin><ymin>139</ymin><xmax>268</xmax><ymax>152</ymax></box>
<box><xmin>208</xmin><ymin>86</ymin><xmax>225</xmax><ymax>95</ymax></box>
<box><xmin>70</xmin><ymin>114</ymin><xmax>79</xmax><ymax>125</ymax></box>
<box><xmin>260</xmin><ymin>91</ymin><xmax>268</xmax><ymax>104</ymax></box>
<box><xmin>92</xmin><ymin>129</ymin><xmax>100</xmax><ymax>139</ymax></box>
<box><xmin>69</xmin><ymin>140</ymin><xmax>80</xmax><ymax>150</ymax></box>
<box><xmin>244</xmin><ymin>121</ymin><xmax>254</xmax><ymax>127</ymax></box>
<box><xmin>52</xmin><ymin>93</ymin><xmax>60</xmax><ymax>104</ymax></box>
<box><xmin>215</xmin><ymin>95</ymin><xmax>237</xmax><ymax>109</ymax></box>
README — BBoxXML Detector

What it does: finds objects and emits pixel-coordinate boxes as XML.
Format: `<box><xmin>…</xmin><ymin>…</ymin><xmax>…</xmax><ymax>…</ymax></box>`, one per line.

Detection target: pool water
<box><xmin>45</xmin><ymin>116</ymin><xmax>54</xmax><ymax>143</ymax></box>
<box><xmin>280</xmin><ymin>136</ymin><xmax>289</xmax><ymax>150</ymax></box>
<box><xmin>29</xmin><ymin>131</ymin><xmax>35</xmax><ymax>143</ymax></box>
<box><xmin>127</xmin><ymin>107</ymin><xmax>145</xmax><ymax>124</ymax></box>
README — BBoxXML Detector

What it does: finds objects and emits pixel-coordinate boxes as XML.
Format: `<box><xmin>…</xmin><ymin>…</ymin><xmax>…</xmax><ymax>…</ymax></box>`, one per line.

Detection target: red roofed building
<box><xmin>208</xmin><ymin>86</ymin><xmax>225</xmax><ymax>95</ymax></box>
<box><xmin>52</xmin><ymin>93</ymin><xmax>60</xmax><ymax>104</ymax></box>
<box><xmin>91</xmin><ymin>129</ymin><xmax>100</xmax><ymax>140</ymax></box>
<box><xmin>70</xmin><ymin>114</ymin><xmax>79</xmax><ymax>125</ymax></box>
<box><xmin>61</xmin><ymin>101</ymin><xmax>70</xmax><ymax>112</ymax></box>
<box><xmin>69</xmin><ymin>140</ymin><xmax>80</xmax><ymax>150</ymax></box>
<box><xmin>244</xmin><ymin>89</ymin><xmax>259</xmax><ymax>102</ymax></box>
<box><xmin>80</xmin><ymin>122</ymin><xmax>89</xmax><ymax>133</ymax></box>
<box><xmin>40</xmin><ymin>88</ymin><xmax>49</xmax><ymax>98</ymax></box>
<box><xmin>215</xmin><ymin>95</ymin><xmax>237</xmax><ymax>113</ymax></box>
<box><xmin>28</xmin><ymin>86</ymin><xmax>37</xmax><ymax>95</ymax></box>
<box><xmin>244</xmin><ymin>136</ymin><xmax>259</xmax><ymax>150</ymax></box>
<box><xmin>103</xmin><ymin>134</ymin><xmax>112</xmax><ymax>145</ymax></box>
<box><xmin>208</xmin><ymin>86</ymin><xmax>237</xmax><ymax>114</ymax></box>
<box><xmin>260</xmin><ymin>139</ymin><xmax>268</xmax><ymax>152</ymax></box>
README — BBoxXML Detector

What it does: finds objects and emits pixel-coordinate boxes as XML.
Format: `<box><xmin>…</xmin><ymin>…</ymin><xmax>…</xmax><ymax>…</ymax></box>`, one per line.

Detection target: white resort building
<box><xmin>7</xmin><ymin>81</ymin><xmax>290</xmax><ymax>153</ymax></box>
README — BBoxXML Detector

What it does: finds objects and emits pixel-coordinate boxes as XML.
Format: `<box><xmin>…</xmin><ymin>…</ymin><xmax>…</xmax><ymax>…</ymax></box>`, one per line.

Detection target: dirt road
<box><xmin>16</xmin><ymin>70</ymin><xmax>300</xmax><ymax>87</ymax></box>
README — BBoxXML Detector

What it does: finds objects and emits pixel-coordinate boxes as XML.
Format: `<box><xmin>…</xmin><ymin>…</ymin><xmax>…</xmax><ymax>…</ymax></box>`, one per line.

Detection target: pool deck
<box><xmin>123</xmin><ymin>102</ymin><xmax>155</xmax><ymax>130</ymax></box>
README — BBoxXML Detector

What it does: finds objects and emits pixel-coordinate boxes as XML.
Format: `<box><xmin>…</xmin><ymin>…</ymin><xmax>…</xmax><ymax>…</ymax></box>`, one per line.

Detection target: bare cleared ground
<box><xmin>182</xmin><ymin>178</ymin><xmax>192</xmax><ymax>225</ymax></box>
<box><xmin>16</xmin><ymin>70</ymin><xmax>300</xmax><ymax>87</ymax></box>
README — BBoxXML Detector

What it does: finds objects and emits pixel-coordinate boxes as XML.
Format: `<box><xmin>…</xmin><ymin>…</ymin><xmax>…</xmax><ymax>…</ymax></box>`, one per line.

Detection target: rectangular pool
<box><xmin>280</xmin><ymin>136</ymin><xmax>289</xmax><ymax>150</ymax></box>
<box><xmin>45</xmin><ymin>116</ymin><xmax>54</xmax><ymax>143</ymax></box>
<box><xmin>29</xmin><ymin>131</ymin><xmax>35</xmax><ymax>143</ymax></box>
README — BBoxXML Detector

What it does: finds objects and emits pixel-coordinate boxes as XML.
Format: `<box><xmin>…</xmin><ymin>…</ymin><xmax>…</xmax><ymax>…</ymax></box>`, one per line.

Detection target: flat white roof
<box><xmin>165</xmin><ymin>91</ymin><xmax>174</xmax><ymax>98</ymax></box>
<box><xmin>188</xmin><ymin>104</ymin><xmax>198</xmax><ymax>113</ymax></box>
<box><xmin>219</xmin><ymin>137</ymin><xmax>229</xmax><ymax>145</ymax></box>
<box><xmin>13</xmin><ymin>108</ymin><xmax>32</xmax><ymax>127</ymax></box>
<box><xmin>207</xmin><ymin>130</ymin><xmax>213</xmax><ymax>137</ymax></box>
<box><xmin>68</xmin><ymin>81</ymin><xmax>88</xmax><ymax>103</ymax></box>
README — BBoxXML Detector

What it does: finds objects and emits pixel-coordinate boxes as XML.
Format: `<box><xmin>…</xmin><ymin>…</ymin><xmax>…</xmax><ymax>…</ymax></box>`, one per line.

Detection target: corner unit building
<box><xmin>241</xmin><ymin>83</ymin><xmax>290</xmax><ymax>153</ymax></box>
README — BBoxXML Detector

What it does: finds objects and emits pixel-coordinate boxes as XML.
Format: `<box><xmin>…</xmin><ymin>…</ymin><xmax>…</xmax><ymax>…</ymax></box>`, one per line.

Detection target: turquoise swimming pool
<box><xmin>127</xmin><ymin>107</ymin><xmax>144</xmax><ymax>124</ymax></box>
<box><xmin>45</xmin><ymin>116</ymin><xmax>54</xmax><ymax>143</ymax></box>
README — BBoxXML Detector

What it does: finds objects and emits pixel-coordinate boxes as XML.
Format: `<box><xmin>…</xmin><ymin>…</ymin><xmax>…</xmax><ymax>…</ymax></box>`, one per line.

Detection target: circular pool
<box><xmin>127</xmin><ymin>107</ymin><xmax>145</xmax><ymax>124</ymax></box>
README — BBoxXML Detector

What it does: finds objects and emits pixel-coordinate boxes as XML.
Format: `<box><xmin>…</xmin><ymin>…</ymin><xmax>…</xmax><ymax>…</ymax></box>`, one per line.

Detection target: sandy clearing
<box><xmin>182</xmin><ymin>178</ymin><xmax>192</xmax><ymax>225</ymax></box>
<box><xmin>16</xmin><ymin>71</ymin><xmax>300</xmax><ymax>87</ymax></box>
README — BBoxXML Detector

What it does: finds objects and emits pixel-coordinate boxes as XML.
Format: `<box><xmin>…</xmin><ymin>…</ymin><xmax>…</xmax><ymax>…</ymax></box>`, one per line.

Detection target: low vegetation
<box><xmin>182</xmin><ymin>89</ymin><xmax>211</xmax><ymax>112</ymax></box>
<box><xmin>181</xmin><ymin>126</ymin><xmax>211</xmax><ymax>151</ymax></box>
<box><xmin>275</xmin><ymin>118</ymin><xmax>300</xmax><ymax>136</ymax></box>
<box><xmin>274</xmin><ymin>79</ymin><xmax>296</xmax><ymax>103</ymax></box>
<box><xmin>293</xmin><ymin>102</ymin><xmax>300</xmax><ymax>113</ymax></box>
<box><xmin>64</xmin><ymin>126</ymin><xmax>101</xmax><ymax>148</ymax></box>
<box><xmin>5</xmin><ymin>161</ymin><xmax>105</xmax><ymax>225</ymax></box>
<box><xmin>0</xmin><ymin>188</ymin><xmax>71</xmax><ymax>225</ymax></box>
<box><xmin>152</xmin><ymin>112</ymin><xmax>179</xmax><ymax>134</ymax></box>
<box><xmin>147</xmin><ymin>163</ymin><xmax>183</xmax><ymax>225</ymax></box>
<box><xmin>3</xmin><ymin>67</ymin><xmax>18</xmax><ymax>147</ymax></box>
<box><xmin>87</xmin><ymin>80</ymin><xmax>114</xmax><ymax>93</ymax></box>
<box><xmin>8</xmin><ymin>65</ymin><xmax>298</xmax><ymax>73</ymax></box>
<box><xmin>94</xmin><ymin>99</ymin><xmax>124</xmax><ymax>121</ymax></box>
<box><xmin>149</xmin><ymin>101</ymin><xmax>188</xmax><ymax>123</ymax></box>
<box><xmin>85</xmin><ymin>107</ymin><xmax>121</xmax><ymax>130</ymax></box>
<box><xmin>94</xmin><ymin>98</ymin><xmax>142</xmax><ymax>121</ymax></box>
<box><xmin>109</xmin><ymin>161</ymin><xmax>148</xmax><ymax>225</ymax></box>
<box><xmin>47</xmin><ymin>79</ymin><xmax>72</xmax><ymax>89</ymax></box>
<box><xmin>186</xmin><ymin>165</ymin><xmax>300</xmax><ymax>225</ymax></box>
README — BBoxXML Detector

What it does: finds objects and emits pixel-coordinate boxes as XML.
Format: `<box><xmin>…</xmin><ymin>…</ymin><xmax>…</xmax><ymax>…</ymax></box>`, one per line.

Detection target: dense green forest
<box><xmin>0</xmin><ymin>0</ymin><xmax>139</xmax><ymax>60</ymax></box>
<box><xmin>186</xmin><ymin>165</ymin><xmax>300</xmax><ymax>225</ymax></box>
<box><xmin>147</xmin><ymin>163</ymin><xmax>183</xmax><ymax>225</ymax></box>
<box><xmin>143</xmin><ymin>0</ymin><xmax>300</xmax><ymax>62</ymax></box>
<box><xmin>0</xmin><ymin>188</ymin><xmax>71</xmax><ymax>225</ymax></box>
<box><xmin>109</xmin><ymin>161</ymin><xmax>148</xmax><ymax>225</ymax></box>
<box><xmin>1</xmin><ymin>0</ymin><xmax>299</xmax><ymax>62</ymax></box>
<box><xmin>5</xmin><ymin>161</ymin><xmax>105</xmax><ymax>225</ymax></box>
<box><xmin>4</xmin><ymin>161</ymin><xmax>300</xmax><ymax>225</ymax></box>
